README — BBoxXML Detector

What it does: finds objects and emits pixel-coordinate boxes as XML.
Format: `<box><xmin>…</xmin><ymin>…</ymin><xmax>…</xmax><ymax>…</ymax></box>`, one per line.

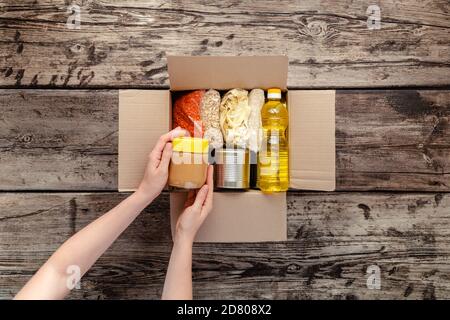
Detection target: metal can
<box><xmin>214</xmin><ymin>148</ymin><xmax>250</xmax><ymax>189</ymax></box>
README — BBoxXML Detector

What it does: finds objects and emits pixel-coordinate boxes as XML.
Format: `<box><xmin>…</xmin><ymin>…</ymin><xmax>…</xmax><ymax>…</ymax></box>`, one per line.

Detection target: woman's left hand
<box><xmin>175</xmin><ymin>165</ymin><xmax>214</xmax><ymax>244</ymax></box>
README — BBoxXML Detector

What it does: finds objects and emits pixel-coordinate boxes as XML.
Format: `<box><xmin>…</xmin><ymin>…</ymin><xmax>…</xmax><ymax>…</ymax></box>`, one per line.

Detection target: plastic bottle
<box><xmin>258</xmin><ymin>88</ymin><xmax>289</xmax><ymax>192</ymax></box>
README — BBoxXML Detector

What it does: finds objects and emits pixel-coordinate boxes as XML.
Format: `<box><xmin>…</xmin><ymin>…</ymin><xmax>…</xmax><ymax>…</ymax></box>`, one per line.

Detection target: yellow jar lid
<box><xmin>172</xmin><ymin>137</ymin><xmax>209</xmax><ymax>154</ymax></box>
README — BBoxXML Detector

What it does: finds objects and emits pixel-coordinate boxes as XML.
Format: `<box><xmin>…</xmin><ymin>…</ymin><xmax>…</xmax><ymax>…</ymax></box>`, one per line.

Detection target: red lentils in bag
<box><xmin>173</xmin><ymin>90</ymin><xmax>205</xmax><ymax>137</ymax></box>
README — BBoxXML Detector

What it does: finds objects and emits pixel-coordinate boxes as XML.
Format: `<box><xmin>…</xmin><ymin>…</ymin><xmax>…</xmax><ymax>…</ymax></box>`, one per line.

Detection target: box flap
<box><xmin>170</xmin><ymin>191</ymin><xmax>287</xmax><ymax>242</ymax></box>
<box><xmin>167</xmin><ymin>56</ymin><xmax>288</xmax><ymax>91</ymax></box>
<box><xmin>119</xmin><ymin>90</ymin><xmax>170</xmax><ymax>191</ymax></box>
<box><xmin>288</xmin><ymin>90</ymin><xmax>336</xmax><ymax>191</ymax></box>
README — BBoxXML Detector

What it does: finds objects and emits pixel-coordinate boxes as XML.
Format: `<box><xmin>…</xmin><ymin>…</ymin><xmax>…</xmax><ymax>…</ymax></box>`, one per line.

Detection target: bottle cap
<box><xmin>267</xmin><ymin>88</ymin><xmax>282</xmax><ymax>99</ymax></box>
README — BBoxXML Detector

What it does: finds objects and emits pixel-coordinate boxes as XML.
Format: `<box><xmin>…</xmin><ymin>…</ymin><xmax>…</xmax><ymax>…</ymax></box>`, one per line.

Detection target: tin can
<box><xmin>214</xmin><ymin>148</ymin><xmax>250</xmax><ymax>189</ymax></box>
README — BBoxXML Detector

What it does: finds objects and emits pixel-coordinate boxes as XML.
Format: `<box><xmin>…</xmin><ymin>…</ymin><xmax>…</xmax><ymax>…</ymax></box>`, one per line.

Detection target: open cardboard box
<box><xmin>119</xmin><ymin>56</ymin><xmax>335</xmax><ymax>242</ymax></box>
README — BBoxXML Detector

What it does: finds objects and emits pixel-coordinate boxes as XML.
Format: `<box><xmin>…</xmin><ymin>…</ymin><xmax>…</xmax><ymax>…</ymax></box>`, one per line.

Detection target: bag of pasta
<box><xmin>219</xmin><ymin>89</ymin><xmax>251</xmax><ymax>148</ymax></box>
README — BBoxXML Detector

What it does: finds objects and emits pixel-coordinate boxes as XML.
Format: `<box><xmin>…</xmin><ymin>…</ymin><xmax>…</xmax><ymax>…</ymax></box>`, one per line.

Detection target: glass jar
<box><xmin>169</xmin><ymin>137</ymin><xmax>209</xmax><ymax>189</ymax></box>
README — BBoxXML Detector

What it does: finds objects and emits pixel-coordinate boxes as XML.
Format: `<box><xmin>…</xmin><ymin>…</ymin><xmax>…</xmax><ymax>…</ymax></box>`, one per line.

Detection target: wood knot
<box><xmin>70</xmin><ymin>43</ymin><xmax>84</xmax><ymax>54</ymax></box>
<box><xmin>297</xmin><ymin>19</ymin><xmax>337</xmax><ymax>41</ymax></box>
<box><xmin>357</xmin><ymin>203</ymin><xmax>371</xmax><ymax>220</ymax></box>
<box><xmin>19</xmin><ymin>134</ymin><xmax>33</xmax><ymax>143</ymax></box>
<box><xmin>286</xmin><ymin>264</ymin><xmax>301</xmax><ymax>273</ymax></box>
<box><xmin>306</xmin><ymin>21</ymin><xmax>327</xmax><ymax>36</ymax></box>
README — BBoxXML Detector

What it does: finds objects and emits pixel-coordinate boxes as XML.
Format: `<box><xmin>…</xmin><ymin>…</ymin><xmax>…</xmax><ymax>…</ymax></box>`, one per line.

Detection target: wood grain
<box><xmin>336</xmin><ymin>90</ymin><xmax>450</xmax><ymax>190</ymax></box>
<box><xmin>0</xmin><ymin>0</ymin><xmax>449</xmax><ymax>88</ymax></box>
<box><xmin>0</xmin><ymin>89</ymin><xmax>118</xmax><ymax>190</ymax></box>
<box><xmin>1</xmin><ymin>89</ymin><xmax>448</xmax><ymax>191</ymax></box>
<box><xmin>1</xmin><ymin>1</ymin><xmax>449</xmax><ymax>301</ymax></box>
<box><xmin>0</xmin><ymin>191</ymin><xmax>449</xmax><ymax>299</ymax></box>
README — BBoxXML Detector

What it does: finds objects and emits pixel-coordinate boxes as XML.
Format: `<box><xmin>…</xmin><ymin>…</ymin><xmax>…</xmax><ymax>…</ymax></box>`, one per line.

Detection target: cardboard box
<box><xmin>119</xmin><ymin>56</ymin><xmax>335</xmax><ymax>242</ymax></box>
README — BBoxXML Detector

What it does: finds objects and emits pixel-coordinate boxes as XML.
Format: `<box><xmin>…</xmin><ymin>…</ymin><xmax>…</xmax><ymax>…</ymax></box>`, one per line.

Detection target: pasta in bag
<box><xmin>219</xmin><ymin>89</ymin><xmax>251</xmax><ymax>148</ymax></box>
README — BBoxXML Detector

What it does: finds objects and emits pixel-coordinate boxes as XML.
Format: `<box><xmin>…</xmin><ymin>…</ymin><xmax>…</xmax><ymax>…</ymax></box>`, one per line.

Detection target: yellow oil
<box><xmin>257</xmin><ymin>92</ymin><xmax>289</xmax><ymax>192</ymax></box>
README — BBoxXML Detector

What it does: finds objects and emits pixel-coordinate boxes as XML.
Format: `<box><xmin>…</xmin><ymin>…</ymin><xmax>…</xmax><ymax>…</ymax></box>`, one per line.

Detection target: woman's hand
<box><xmin>136</xmin><ymin>127</ymin><xmax>188</xmax><ymax>203</ymax></box>
<box><xmin>175</xmin><ymin>165</ymin><xmax>214</xmax><ymax>244</ymax></box>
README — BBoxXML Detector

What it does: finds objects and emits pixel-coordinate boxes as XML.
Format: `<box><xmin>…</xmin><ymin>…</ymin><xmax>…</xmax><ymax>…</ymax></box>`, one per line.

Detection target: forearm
<box><xmin>49</xmin><ymin>191</ymin><xmax>153</xmax><ymax>274</ymax></box>
<box><xmin>15</xmin><ymin>190</ymin><xmax>154</xmax><ymax>300</ymax></box>
<box><xmin>162</xmin><ymin>236</ymin><xmax>193</xmax><ymax>300</ymax></box>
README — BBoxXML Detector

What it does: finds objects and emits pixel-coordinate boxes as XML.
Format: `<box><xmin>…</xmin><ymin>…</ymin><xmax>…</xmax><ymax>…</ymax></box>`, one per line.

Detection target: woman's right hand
<box><xmin>136</xmin><ymin>127</ymin><xmax>188</xmax><ymax>203</ymax></box>
<box><xmin>175</xmin><ymin>165</ymin><xmax>214</xmax><ymax>244</ymax></box>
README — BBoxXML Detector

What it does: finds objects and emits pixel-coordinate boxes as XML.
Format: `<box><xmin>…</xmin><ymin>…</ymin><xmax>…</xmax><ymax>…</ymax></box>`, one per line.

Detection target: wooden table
<box><xmin>0</xmin><ymin>1</ymin><xmax>449</xmax><ymax>300</ymax></box>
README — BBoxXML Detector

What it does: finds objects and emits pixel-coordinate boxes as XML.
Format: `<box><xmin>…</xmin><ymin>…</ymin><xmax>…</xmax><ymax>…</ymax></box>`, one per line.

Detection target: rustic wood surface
<box><xmin>336</xmin><ymin>90</ymin><xmax>450</xmax><ymax>190</ymax></box>
<box><xmin>0</xmin><ymin>0</ymin><xmax>449</xmax><ymax>88</ymax></box>
<box><xmin>0</xmin><ymin>0</ymin><xmax>449</xmax><ymax>300</ymax></box>
<box><xmin>1</xmin><ymin>89</ymin><xmax>448</xmax><ymax>191</ymax></box>
<box><xmin>1</xmin><ymin>192</ymin><xmax>449</xmax><ymax>299</ymax></box>
<box><xmin>0</xmin><ymin>89</ymin><xmax>118</xmax><ymax>190</ymax></box>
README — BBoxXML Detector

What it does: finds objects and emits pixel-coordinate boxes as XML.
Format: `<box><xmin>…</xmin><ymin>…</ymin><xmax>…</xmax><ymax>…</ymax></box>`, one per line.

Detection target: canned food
<box><xmin>214</xmin><ymin>148</ymin><xmax>250</xmax><ymax>189</ymax></box>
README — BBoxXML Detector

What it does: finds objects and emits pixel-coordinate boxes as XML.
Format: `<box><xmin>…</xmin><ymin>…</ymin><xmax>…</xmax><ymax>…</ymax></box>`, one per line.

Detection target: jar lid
<box><xmin>172</xmin><ymin>137</ymin><xmax>209</xmax><ymax>154</ymax></box>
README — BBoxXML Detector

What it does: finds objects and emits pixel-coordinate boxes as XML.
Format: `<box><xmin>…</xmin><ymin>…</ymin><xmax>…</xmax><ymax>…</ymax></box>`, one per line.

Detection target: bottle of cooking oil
<box><xmin>258</xmin><ymin>88</ymin><xmax>289</xmax><ymax>192</ymax></box>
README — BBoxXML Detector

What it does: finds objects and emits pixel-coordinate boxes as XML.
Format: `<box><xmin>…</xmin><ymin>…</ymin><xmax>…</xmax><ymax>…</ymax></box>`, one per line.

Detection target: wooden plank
<box><xmin>0</xmin><ymin>0</ymin><xmax>449</xmax><ymax>88</ymax></box>
<box><xmin>1</xmin><ymin>89</ymin><xmax>448</xmax><ymax>191</ymax></box>
<box><xmin>336</xmin><ymin>90</ymin><xmax>450</xmax><ymax>190</ymax></box>
<box><xmin>0</xmin><ymin>89</ymin><xmax>118</xmax><ymax>190</ymax></box>
<box><xmin>0</xmin><ymin>192</ymin><xmax>170</xmax><ymax>250</ymax></box>
<box><xmin>0</xmin><ymin>192</ymin><xmax>449</xmax><ymax>299</ymax></box>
